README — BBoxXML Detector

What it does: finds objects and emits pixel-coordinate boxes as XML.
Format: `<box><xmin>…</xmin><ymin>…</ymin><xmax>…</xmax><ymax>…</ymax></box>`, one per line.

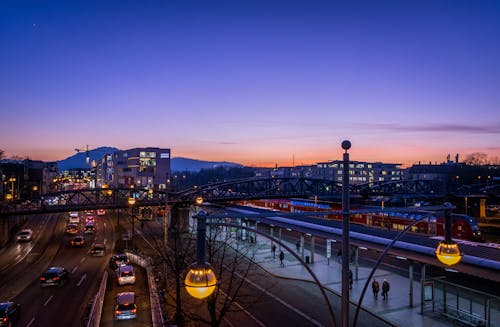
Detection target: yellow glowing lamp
<box><xmin>195</xmin><ymin>196</ymin><xmax>204</xmax><ymax>206</ymax></box>
<box><xmin>128</xmin><ymin>197</ymin><xmax>136</xmax><ymax>206</ymax></box>
<box><xmin>5</xmin><ymin>194</ymin><xmax>13</xmax><ymax>200</ymax></box>
<box><xmin>435</xmin><ymin>241</ymin><xmax>462</xmax><ymax>266</ymax></box>
<box><xmin>106</xmin><ymin>189</ymin><xmax>113</xmax><ymax>196</ymax></box>
<box><xmin>184</xmin><ymin>263</ymin><xmax>217</xmax><ymax>299</ymax></box>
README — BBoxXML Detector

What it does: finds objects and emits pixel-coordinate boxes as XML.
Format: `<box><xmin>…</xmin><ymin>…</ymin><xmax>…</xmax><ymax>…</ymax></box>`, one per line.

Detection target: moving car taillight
<box><xmin>132</xmin><ymin>308</ymin><xmax>137</xmax><ymax>313</ymax></box>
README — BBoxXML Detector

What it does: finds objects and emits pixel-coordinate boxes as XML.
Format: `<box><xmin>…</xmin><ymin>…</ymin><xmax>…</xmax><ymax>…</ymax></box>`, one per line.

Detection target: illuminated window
<box><xmin>140</xmin><ymin>152</ymin><xmax>157</xmax><ymax>158</ymax></box>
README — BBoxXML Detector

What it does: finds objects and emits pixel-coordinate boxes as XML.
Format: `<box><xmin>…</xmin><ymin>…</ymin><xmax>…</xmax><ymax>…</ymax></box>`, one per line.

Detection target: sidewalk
<box><xmin>238</xmin><ymin>235</ymin><xmax>455</xmax><ymax>327</ymax></box>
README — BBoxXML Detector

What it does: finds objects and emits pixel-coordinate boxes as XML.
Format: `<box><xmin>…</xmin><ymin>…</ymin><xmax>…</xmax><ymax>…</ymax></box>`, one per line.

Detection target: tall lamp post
<box><xmin>128</xmin><ymin>196</ymin><xmax>136</xmax><ymax>249</ymax></box>
<box><xmin>341</xmin><ymin>140</ymin><xmax>351</xmax><ymax>327</ymax></box>
<box><xmin>184</xmin><ymin>208</ymin><xmax>217</xmax><ymax>299</ymax></box>
<box><xmin>353</xmin><ymin>203</ymin><xmax>462</xmax><ymax>326</ymax></box>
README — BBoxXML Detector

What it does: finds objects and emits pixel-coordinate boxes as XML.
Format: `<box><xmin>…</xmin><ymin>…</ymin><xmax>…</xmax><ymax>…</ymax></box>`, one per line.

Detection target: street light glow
<box><xmin>184</xmin><ymin>262</ymin><xmax>217</xmax><ymax>299</ymax></box>
<box><xmin>435</xmin><ymin>241</ymin><xmax>462</xmax><ymax>266</ymax></box>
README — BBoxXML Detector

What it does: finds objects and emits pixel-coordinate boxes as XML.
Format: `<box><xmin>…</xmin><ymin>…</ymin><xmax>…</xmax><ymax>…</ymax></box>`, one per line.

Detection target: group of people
<box><xmin>372</xmin><ymin>279</ymin><xmax>390</xmax><ymax>300</ymax></box>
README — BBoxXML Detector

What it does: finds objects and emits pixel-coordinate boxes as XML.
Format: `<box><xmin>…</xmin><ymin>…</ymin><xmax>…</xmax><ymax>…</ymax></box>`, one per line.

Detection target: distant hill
<box><xmin>57</xmin><ymin>147</ymin><xmax>119</xmax><ymax>171</ymax></box>
<box><xmin>171</xmin><ymin>157</ymin><xmax>243</xmax><ymax>172</ymax></box>
<box><xmin>57</xmin><ymin>148</ymin><xmax>242</xmax><ymax>172</ymax></box>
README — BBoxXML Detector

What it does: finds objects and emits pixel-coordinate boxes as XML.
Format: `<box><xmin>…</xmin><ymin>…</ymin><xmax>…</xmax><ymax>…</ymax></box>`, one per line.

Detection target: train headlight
<box><xmin>435</xmin><ymin>241</ymin><xmax>462</xmax><ymax>266</ymax></box>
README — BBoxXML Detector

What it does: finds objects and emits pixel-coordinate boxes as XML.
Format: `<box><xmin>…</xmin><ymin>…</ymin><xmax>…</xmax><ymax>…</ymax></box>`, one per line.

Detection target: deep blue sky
<box><xmin>1</xmin><ymin>0</ymin><xmax>499</xmax><ymax>166</ymax></box>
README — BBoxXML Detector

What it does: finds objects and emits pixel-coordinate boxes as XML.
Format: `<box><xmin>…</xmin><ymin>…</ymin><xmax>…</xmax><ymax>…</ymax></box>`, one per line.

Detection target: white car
<box><xmin>17</xmin><ymin>229</ymin><xmax>33</xmax><ymax>242</ymax></box>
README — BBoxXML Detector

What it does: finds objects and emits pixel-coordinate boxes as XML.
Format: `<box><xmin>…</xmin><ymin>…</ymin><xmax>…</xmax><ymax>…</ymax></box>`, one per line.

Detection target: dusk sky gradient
<box><xmin>1</xmin><ymin>0</ymin><xmax>499</xmax><ymax>167</ymax></box>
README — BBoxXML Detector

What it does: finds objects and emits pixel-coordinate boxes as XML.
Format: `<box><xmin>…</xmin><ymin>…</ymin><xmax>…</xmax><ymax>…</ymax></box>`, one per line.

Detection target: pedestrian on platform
<box><xmin>372</xmin><ymin>279</ymin><xmax>380</xmax><ymax>299</ymax></box>
<box><xmin>296</xmin><ymin>241</ymin><xmax>300</xmax><ymax>252</ymax></box>
<box><xmin>382</xmin><ymin>279</ymin><xmax>390</xmax><ymax>300</ymax></box>
<box><xmin>279</xmin><ymin>250</ymin><xmax>285</xmax><ymax>267</ymax></box>
<box><xmin>476</xmin><ymin>320</ymin><xmax>484</xmax><ymax>327</ymax></box>
<box><xmin>271</xmin><ymin>244</ymin><xmax>276</xmax><ymax>258</ymax></box>
<box><xmin>349</xmin><ymin>269</ymin><xmax>353</xmax><ymax>289</ymax></box>
<box><xmin>337</xmin><ymin>249</ymin><xmax>342</xmax><ymax>263</ymax></box>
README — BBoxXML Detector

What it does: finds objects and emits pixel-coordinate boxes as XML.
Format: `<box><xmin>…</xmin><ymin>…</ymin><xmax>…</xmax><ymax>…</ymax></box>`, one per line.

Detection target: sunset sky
<box><xmin>1</xmin><ymin>0</ymin><xmax>499</xmax><ymax>167</ymax></box>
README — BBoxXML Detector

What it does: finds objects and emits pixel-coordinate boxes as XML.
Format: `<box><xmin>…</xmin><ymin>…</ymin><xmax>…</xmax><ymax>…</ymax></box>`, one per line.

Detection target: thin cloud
<box><xmin>362</xmin><ymin>123</ymin><xmax>500</xmax><ymax>134</ymax></box>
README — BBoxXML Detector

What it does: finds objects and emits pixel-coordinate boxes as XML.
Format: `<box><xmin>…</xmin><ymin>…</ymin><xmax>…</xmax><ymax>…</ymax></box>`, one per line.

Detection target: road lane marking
<box><xmin>44</xmin><ymin>295</ymin><xmax>53</xmax><ymax>306</ymax></box>
<box><xmin>81</xmin><ymin>257</ymin><xmax>86</xmax><ymax>263</ymax></box>
<box><xmin>77</xmin><ymin>273</ymin><xmax>87</xmax><ymax>286</ymax></box>
<box><xmin>104</xmin><ymin>222</ymin><xmax>107</xmax><ymax>228</ymax></box>
<box><xmin>235</xmin><ymin>270</ymin><xmax>323</xmax><ymax>327</ymax></box>
<box><xmin>104</xmin><ymin>238</ymin><xmax>107</xmax><ymax>245</ymax></box>
<box><xmin>15</xmin><ymin>254</ymin><xmax>21</xmax><ymax>260</ymax></box>
<box><xmin>27</xmin><ymin>317</ymin><xmax>35</xmax><ymax>327</ymax></box>
<box><xmin>72</xmin><ymin>266</ymin><xmax>78</xmax><ymax>274</ymax></box>
<box><xmin>220</xmin><ymin>288</ymin><xmax>265</xmax><ymax>327</ymax></box>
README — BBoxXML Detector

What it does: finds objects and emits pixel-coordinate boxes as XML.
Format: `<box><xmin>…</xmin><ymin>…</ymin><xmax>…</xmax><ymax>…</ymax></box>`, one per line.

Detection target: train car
<box><xmin>239</xmin><ymin>198</ymin><xmax>483</xmax><ymax>242</ymax></box>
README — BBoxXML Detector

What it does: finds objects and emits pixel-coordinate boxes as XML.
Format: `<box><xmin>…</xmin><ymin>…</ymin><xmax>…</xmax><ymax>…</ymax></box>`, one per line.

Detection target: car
<box><xmin>68</xmin><ymin>215</ymin><xmax>80</xmax><ymax>224</ymax></box>
<box><xmin>0</xmin><ymin>301</ymin><xmax>21</xmax><ymax>326</ymax></box>
<box><xmin>117</xmin><ymin>265</ymin><xmax>136</xmax><ymax>285</ymax></box>
<box><xmin>70</xmin><ymin>235</ymin><xmax>86</xmax><ymax>247</ymax></box>
<box><xmin>114</xmin><ymin>292</ymin><xmax>137</xmax><ymax>320</ymax></box>
<box><xmin>91</xmin><ymin>243</ymin><xmax>105</xmax><ymax>256</ymax></box>
<box><xmin>40</xmin><ymin>267</ymin><xmax>69</xmax><ymax>287</ymax></box>
<box><xmin>97</xmin><ymin>209</ymin><xmax>106</xmax><ymax>216</ymax></box>
<box><xmin>109</xmin><ymin>254</ymin><xmax>130</xmax><ymax>269</ymax></box>
<box><xmin>84</xmin><ymin>221</ymin><xmax>95</xmax><ymax>233</ymax></box>
<box><xmin>17</xmin><ymin>229</ymin><xmax>33</xmax><ymax>242</ymax></box>
<box><xmin>66</xmin><ymin>224</ymin><xmax>79</xmax><ymax>234</ymax></box>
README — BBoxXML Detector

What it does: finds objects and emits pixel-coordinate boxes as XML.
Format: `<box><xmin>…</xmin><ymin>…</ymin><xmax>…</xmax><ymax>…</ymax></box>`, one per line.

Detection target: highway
<box><xmin>0</xmin><ymin>212</ymin><xmax>115</xmax><ymax>327</ymax></box>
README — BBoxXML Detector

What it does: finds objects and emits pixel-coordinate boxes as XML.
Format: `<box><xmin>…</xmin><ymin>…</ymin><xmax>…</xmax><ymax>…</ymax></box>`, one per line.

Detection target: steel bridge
<box><xmin>0</xmin><ymin>177</ymin><xmax>484</xmax><ymax>217</ymax></box>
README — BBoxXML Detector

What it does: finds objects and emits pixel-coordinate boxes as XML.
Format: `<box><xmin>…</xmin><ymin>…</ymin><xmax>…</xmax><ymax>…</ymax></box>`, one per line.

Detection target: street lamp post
<box><xmin>353</xmin><ymin>204</ymin><xmax>462</xmax><ymax>326</ymax></box>
<box><xmin>128</xmin><ymin>196</ymin><xmax>136</xmax><ymax>249</ymax></box>
<box><xmin>184</xmin><ymin>211</ymin><xmax>217</xmax><ymax>299</ymax></box>
<box><xmin>341</xmin><ymin>140</ymin><xmax>351</xmax><ymax>327</ymax></box>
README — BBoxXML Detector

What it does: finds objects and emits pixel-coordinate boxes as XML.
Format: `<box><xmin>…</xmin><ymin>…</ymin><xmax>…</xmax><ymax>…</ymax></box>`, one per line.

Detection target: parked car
<box><xmin>0</xmin><ymin>301</ymin><xmax>21</xmax><ymax>326</ymax></box>
<box><xmin>114</xmin><ymin>292</ymin><xmax>137</xmax><ymax>320</ymax></box>
<box><xmin>40</xmin><ymin>267</ymin><xmax>69</xmax><ymax>287</ymax></box>
<box><xmin>97</xmin><ymin>209</ymin><xmax>106</xmax><ymax>216</ymax></box>
<box><xmin>91</xmin><ymin>243</ymin><xmax>105</xmax><ymax>256</ymax></box>
<box><xmin>17</xmin><ymin>229</ymin><xmax>33</xmax><ymax>242</ymax></box>
<box><xmin>70</xmin><ymin>235</ymin><xmax>86</xmax><ymax>247</ymax></box>
<box><xmin>109</xmin><ymin>254</ymin><xmax>130</xmax><ymax>269</ymax></box>
<box><xmin>117</xmin><ymin>265</ymin><xmax>136</xmax><ymax>285</ymax></box>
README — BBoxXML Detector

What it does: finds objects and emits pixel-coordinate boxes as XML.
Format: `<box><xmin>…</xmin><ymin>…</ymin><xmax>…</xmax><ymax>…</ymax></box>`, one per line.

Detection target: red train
<box><xmin>239</xmin><ymin>198</ymin><xmax>483</xmax><ymax>242</ymax></box>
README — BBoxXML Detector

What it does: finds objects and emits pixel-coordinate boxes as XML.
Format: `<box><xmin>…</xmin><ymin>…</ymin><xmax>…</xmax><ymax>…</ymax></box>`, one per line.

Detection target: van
<box><xmin>117</xmin><ymin>265</ymin><xmax>136</xmax><ymax>285</ymax></box>
<box><xmin>114</xmin><ymin>292</ymin><xmax>137</xmax><ymax>320</ymax></box>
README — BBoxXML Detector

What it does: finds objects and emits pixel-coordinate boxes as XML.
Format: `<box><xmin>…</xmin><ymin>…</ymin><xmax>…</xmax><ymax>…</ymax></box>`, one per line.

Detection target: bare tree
<box><xmin>463</xmin><ymin>152</ymin><xmax>489</xmax><ymax>165</ymax></box>
<box><xmin>0</xmin><ymin>149</ymin><xmax>4</xmax><ymax>160</ymax></box>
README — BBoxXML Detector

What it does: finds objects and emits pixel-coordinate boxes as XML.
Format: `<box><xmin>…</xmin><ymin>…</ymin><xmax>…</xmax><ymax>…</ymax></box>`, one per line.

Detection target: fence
<box><xmin>422</xmin><ymin>276</ymin><xmax>500</xmax><ymax>327</ymax></box>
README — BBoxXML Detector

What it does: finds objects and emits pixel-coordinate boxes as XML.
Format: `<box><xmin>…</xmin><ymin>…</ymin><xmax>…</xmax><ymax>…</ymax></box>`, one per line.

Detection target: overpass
<box><xmin>0</xmin><ymin>177</ymin><xmax>457</xmax><ymax>217</ymax></box>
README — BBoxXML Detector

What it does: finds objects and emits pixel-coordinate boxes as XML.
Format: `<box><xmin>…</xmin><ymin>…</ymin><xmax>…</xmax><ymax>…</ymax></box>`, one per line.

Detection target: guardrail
<box><xmin>126</xmin><ymin>251</ymin><xmax>165</xmax><ymax>327</ymax></box>
<box><xmin>86</xmin><ymin>270</ymin><xmax>108</xmax><ymax>327</ymax></box>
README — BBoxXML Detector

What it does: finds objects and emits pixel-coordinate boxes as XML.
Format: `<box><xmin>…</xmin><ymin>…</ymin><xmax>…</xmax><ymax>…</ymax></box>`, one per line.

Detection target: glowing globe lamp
<box><xmin>435</xmin><ymin>241</ymin><xmax>462</xmax><ymax>266</ymax></box>
<box><xmin>195</xmin><ymin>196</ymin><xmax>204</xmax><ymax>206</ymax></box>
<box><xmin>185</xmin><ymin>262</ymin><xmax>217</xmax><ymax>299</ymax></box>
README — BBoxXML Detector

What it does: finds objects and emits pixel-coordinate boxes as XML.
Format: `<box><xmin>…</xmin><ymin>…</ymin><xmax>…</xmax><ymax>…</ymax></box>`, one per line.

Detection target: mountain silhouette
<box><xmin>57</xmin><ymin>147</ymin><xmax>242</xmax><ymax>172</ymax></box>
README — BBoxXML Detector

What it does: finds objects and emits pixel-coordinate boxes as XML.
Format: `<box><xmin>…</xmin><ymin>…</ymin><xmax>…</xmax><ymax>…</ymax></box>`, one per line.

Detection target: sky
<box><xmin>1</xmin><ymin>0</ymin><xmax>499</xmax><ymax>167</ymax></box>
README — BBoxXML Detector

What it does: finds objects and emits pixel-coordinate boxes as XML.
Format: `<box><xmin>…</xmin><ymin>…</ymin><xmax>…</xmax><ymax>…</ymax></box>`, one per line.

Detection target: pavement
<box><xmin>232</xmin><ymin>233</ymin><xmax>481</xmax><ymax>327</ymax></box>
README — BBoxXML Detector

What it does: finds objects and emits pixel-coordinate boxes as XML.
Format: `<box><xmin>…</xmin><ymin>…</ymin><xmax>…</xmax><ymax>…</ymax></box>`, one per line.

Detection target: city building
<box><xmin>315</xmin><ymin>160</ymin><xmax>405</xmax><ymax>185</ymax></box>
<box><xmin>109</xmin><ymin>147</ymin><xmax>171</xmax><ymax>190</ymax></box>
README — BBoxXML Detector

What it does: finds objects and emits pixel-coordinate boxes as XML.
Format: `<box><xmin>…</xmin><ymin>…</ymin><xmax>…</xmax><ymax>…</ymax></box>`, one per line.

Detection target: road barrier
<box><xmin>126</xmin><ymin>251</ymin><xmax>165</xmax><ymax>327</ymax></box>
<box><xmin>86</xmin><ymin>270</ymin><xmax>108</xmax><ymax>327</ymax></box>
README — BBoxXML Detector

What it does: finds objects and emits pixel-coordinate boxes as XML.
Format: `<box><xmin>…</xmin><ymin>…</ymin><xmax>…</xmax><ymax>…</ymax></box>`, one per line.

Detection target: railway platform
<box><xmin>244</xmin><ymin>236</ymin><xmax>499</xmax><ymax>327</ymax></box>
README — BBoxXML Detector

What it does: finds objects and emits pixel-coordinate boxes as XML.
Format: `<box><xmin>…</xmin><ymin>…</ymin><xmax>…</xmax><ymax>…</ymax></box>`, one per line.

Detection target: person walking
<box><xmin>279</xmin><ymin>250</ymin><xmax>285</xmax><ymax>267</ymax></box>
<box><xmin>337</xmin><ymin>249</ymin><xmax>342</xmax><ymax>263</ymax></box>
<box><xmin>382</xmin><ymin>279</ymin><xmax>390</xmax><ymax>300</ymax></box>
<box><xmin>271</xmin><ymin>244</ymin><xmax>276</xmax><ymax>258</ymax></box>
<box><xmin>372</xmin><ymin>279</ymin><xmax>380</xmax><ymax>299</ymax></box>
<box><xmin>348</xmin><ymin>269</ymin><xmax>353</xmax><ymax>289</ymax></box>
<box><xmin>296</xmin><ymin>241</ymin><xmax>300</xmax><ymax>252</ymax></box>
